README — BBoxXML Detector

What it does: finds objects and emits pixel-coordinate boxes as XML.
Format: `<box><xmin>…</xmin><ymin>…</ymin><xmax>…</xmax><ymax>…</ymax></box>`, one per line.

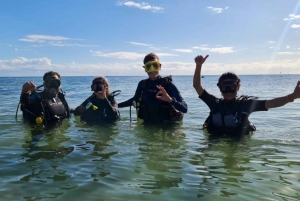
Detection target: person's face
<box><xmin>218</xmin><ymin>79</ymin><xmax>240</xmax><ymax>100</ymax></box>
<box><xmin>44</xmin><ymin>75</ymin><xmax>61</xmax><ymax>97</ymax></box>
<box><xmin>144</xmin><ymin>59</ymin><xmax>161</xmax><ymax>81</ymax></box>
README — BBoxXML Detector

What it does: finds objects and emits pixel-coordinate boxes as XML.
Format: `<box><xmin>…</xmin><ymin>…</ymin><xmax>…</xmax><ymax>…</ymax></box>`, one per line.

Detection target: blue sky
<box><xmin>1</xmin><ymin>0</ymin><xmax>300</xmax><ymax>76</ymax></box>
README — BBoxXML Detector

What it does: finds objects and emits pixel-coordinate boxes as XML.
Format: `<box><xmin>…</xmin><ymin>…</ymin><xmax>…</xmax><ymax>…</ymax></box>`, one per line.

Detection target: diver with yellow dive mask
<box><xmin>118</xmin><ymin>53</ymin><xmax>188</xmax><ymax>123</ymax></box>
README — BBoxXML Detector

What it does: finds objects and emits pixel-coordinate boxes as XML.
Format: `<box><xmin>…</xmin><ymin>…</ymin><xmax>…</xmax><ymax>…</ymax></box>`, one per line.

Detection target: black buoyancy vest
<box><xmin>80</xmin><ymin>94</ymin><xmax>119</xmax><ymax>123</ymax></box>
<box><xmin>204</xmin><ymin>95</ymin><xmax>256</xmax><ymax>135</ymax></box>
<box><xmin>22</xmin><ymin>91</ymin><xmax>70</xmax><ymax>123</ymax></box>
<box><xmin>137</xmin><ymin>76</ymin><xmax>183</xmax><ymax>121</ymax></box>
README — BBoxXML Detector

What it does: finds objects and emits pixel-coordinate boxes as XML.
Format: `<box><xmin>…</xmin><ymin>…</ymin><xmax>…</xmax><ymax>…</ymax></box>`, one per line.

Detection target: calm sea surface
<box><xmin>0</xmin><ymin>75</ymin><xmax>300</xmax><ymax>201</ymax></box>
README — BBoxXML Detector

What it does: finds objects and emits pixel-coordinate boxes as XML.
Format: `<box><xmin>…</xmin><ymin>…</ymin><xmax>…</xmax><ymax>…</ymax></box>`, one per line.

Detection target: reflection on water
<box><xmin>1</xmin><ymin>75</ymin><xmax>300</xmax><ymax>200</ymax></box>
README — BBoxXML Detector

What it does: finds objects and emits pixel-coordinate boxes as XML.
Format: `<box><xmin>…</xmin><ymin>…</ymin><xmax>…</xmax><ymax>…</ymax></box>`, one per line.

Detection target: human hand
<box><xmin>156</xmin><ymin>85</ymin><xmax>173</xmax><ymax>103</ymax></box>
<box><xmin>194</xmin><ymin>55</ymin><xmax>209</xmax><ymax>65</ymax></box>
<box><xmin>94</xmin><ymin>84</ymin><xmax>107</xmax><ymax>99</ymax></box>
<box><xmin>22</xmin><ymin>82</ymin><xmax>36</xmax><ymax>93</ymax></box>
<box><xmin>292</xmin><ymin>80</ymin><xmax>300</xmax><ymax>99</ymax></box>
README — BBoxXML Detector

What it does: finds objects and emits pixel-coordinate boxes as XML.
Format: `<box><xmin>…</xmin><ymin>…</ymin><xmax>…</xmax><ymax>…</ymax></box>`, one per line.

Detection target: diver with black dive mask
<box><xmin>193</xmin><ymin>54</ymin><xmax>300</xmax><ymax>136</ymax></box>
<box><xmin>19</xmin><ymin>71</ymin><xmax>70</xmax><ymax>126</ymax></box>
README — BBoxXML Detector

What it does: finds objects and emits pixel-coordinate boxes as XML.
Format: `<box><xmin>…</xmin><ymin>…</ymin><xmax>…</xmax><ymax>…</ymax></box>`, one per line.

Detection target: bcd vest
<box><xmin>21</xmin><ymin>91</ymin><xmax>70</xmax><ymax>124</ymax></box>
<box><xmin>80</xmin><ymin>95</ymin><xmax>120</xmax><ymax>123</ymax></box>
<box><xmin>203</xmin><ymin>95</ymin><xmax>256</xmax><ymax>135</ymax></box>
<box><xmin>135</xmin><ymin>76</ymin><xmax>183</xmax><ymax>122</ymax></box>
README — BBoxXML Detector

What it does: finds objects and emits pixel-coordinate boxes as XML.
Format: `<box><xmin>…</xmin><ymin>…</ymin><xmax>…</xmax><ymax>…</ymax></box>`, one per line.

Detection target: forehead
<box><xmin>220</xmin><ymin>79</ymin><xmax>237</xmax><ymax>83</ymax></box>
<box><xmin>45</xmin><ymin>75</ymin><xmax>59</xmax><ymax>80</ymax></box>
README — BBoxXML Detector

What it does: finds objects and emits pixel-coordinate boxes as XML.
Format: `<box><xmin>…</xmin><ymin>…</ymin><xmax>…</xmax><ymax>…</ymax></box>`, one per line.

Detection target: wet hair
<box><xmin>143</xmin><ymin>53</ymin><xmax>160</xmax><ymax>64</ymax></box>
<box><xmin>92</xmin><ymin>76</ymin><xmax>110</xmax><ymax>95</ymax></box>
<box><xmin>218</xmin><ymin>72</ymin><xmax>240</xmax><ymax>84</ymax></box>
<box><xmin>43</xmin><ymin>71</ymin><xmax>61</xmax><ymax>81</ymax></box>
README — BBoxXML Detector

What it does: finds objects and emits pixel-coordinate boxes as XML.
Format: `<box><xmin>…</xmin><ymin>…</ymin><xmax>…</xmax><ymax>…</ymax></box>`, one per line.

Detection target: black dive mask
<box><xmin>91</xmin><ymin>82</ymin><xmax>106</xmax><ymax>92</ymax></box>
<box><xmin>217</xmin><ymin>81</ymin><xmax>238</xmax><ymax>94</ymax></box>
<box><xmin>44</xmin><ymin>77</ymin><xmax>61</xmax><ymax>89</ymax></box>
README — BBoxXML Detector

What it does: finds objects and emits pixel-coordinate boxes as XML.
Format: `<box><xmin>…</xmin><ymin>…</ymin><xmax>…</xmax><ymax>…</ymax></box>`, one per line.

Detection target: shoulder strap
<box><xmin>58</xmin><ymin>91</ymin><xmax>71</xmax><ymax>118</ymax></box>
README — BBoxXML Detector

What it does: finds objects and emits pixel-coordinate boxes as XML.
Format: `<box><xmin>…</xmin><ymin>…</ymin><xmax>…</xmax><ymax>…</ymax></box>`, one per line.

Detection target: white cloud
<box><xmin>0</xmin><ymin>57</ymin><xmax>53</xmax><ymax>70</ymax></box>
<box><xmin>207</xmin><ymin>6</ymin><xmax>227</xmax><ymax>14</ymax></box>
<box><xmin>286</xmin><ymin>45</ymin><xmax>291</xmax><ymax>49</ymax></box>
<box><xmin>291</xmin><ymin>24</ymin><xmax>300</xmax><ymax>28</ymax></box>
<box><xmin>91</xmin><ymin>51</ymin><xmax>145</xmax><ymax>60</ymax></box>
<box><xmin>156</xmin><ymin>53</ymin><xmax>178</xmax><ymax>57</ymax></box>
<box><xmin>267</xmin><ymin>41</ymin><xmax>276</xmax><ymax>44</ymax></box>
<box><xmin>117</xmin><ymin>1</ymin><xmax>164</xmax><ymax>12</ymax></box>
<box><xmin>49</xmin><ymin>41</ymin><xmax>99</xmax><ymax>47</ymax></box>
<box><xmin>91</xmin><ymin>51</ymin><xmax>178</xmax><ymax>60</ymax></box>
<box><xmin>19</xmin><ymin>35</ymin><xmax>71</xmax><ymax>43</ymax></box>
<box><xmin>283</xmin><ymin>14</ymin><xmax>300</xmax><ymax>21</ymax></box>
<box><xmin>14</xmin><ymin>48</ymin><xmax>18</xmax><ymax>51</ymax></box>
<box><xmin>192</xmin><ymin>46</ymin><xmax>234</xmax><ymax>53</ymax></box>
<box><xmin>1</xmin><ymin>57</ymin><xmax>300</xmax><ymax>76</ymax></box>
<box><xmin>128</xmin><ymin>41</ymin><xmax>152</xmax><ymax>46</ymax></box>
<box><xmin>149</xmin><ymin>47</ymin><xmax>161</xmax><ymax>50</ymax></box>
<box><xmin>210</xmin><ymin>47</ymin><xmax>234</xmax><ymax>53</ymax></box>
<box><xmin>172</xmin><ymin>49</ymin><xmax>193</xmax><ymax>53</ymax></box>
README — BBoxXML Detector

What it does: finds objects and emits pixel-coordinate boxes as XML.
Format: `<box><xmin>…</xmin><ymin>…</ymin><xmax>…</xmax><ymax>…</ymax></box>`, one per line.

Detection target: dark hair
<box><xmin>143</xmin><ymin>53</ymin><xmax>160</xmax><ymax>64</ymax></box>
<box><xmin>218</xmin><ymin>72</ymin><xmax>240</xmax><ymax>84</ymax></box>
<box><xmin>92</xmin><ymin>76</ymin><xmax>110</xmax><ymax>95</ymax></box>
<box><xmin>43</xmin><ymin>71</ymin><xmax>61</xmax><ymax>81</ymax></box>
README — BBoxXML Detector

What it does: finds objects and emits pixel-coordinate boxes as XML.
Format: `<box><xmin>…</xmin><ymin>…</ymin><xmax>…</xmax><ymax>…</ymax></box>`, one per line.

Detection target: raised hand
<box><xmin>22</xmin><ymin>82</ymin><xmax>36</xmax><ymax>93</ymax></box>
<box><xmin>94</xmin><ymin>84</ymin><xmax>107</xmax><ymax>99</ymax></box>
<box><xmin>194</xmin><ymin>55</ymin><xmax>209</xmax><ymax>65</ymax></box>
<box><xmin>156</xmin><ymin>85</ymin><xmax>173</xmax><ymax>103</ymax></box>
<box><xmin>292</xmin><ymin>80</ymin><xmax>300</xmax><ymax>99</ymax></box>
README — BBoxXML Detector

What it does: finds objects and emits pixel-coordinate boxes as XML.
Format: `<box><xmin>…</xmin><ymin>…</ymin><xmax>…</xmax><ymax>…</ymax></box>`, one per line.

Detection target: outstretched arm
<box><xmin>193</xmin><ymin>55</ymin><xmax>209</xmax><ymax>97</ymax></box>
<box><xmin>265</xmin><ymin>80</ymin><xmax>300</xmax><ymax>109</ymax></box>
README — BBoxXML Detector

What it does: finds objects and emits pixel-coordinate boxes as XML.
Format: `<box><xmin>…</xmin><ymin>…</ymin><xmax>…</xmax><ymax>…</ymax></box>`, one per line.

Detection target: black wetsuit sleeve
<box><xmin>198</xmin><ymin>90</ymin><xmax>218</xmax><ymax>110</ymax></box>
<box><xmin>243</xmin><ymin>99</ymin><xmax>267</xmax><ymax>114</ymax></box>
<box><xmin>168</xmin><ymin>82</ymin><xmax>188</xmax><ymax>113</ymax></box>
<box><xmin>20</xmin><ymin>93</ymin><xmax>30</xmax><ymax>105</ymax></box>
<box><xmin>118</xmin><ymin>81</ymin><xmax>143</xmax><ymax>108</ymax></box>
<box><xmin>105</xmin><ymin>97</ymin><xmax>119</xmax><ymax>120</ymax></box>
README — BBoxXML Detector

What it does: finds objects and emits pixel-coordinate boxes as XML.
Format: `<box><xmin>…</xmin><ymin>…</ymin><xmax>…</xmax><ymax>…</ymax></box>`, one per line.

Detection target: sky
<box><xmin>1</xmin><ymin>0</ymin><xmax>300</xmax><ymax>76</ymax></box>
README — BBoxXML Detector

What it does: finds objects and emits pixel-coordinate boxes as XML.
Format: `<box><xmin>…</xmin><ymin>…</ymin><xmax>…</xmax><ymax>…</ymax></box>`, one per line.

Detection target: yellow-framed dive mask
<box><xmin>143</xmin><ymin>61</ymin><xmax>161</xmax><ymax>73</ymax></box>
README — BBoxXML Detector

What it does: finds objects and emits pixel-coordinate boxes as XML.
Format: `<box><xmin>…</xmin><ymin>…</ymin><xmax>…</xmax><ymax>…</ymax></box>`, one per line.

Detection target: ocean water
<box><xmin>0</xmin><ymin>75</ymin><xmax>300</xmax><ymax>201</ymax></box>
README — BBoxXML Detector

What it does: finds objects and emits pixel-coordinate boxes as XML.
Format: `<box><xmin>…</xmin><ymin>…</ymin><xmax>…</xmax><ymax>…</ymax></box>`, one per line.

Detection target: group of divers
<box><xmin>19</xmin><ymin>53</ymin><xmax>300</xmax><ymax>136</ymax></box>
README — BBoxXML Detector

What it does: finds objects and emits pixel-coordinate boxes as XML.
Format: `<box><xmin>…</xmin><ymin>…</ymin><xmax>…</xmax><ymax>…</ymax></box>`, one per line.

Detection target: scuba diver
<box><xmin>118</xmin><ymin>53</ymin><xmax>188</xmax><ymax>123</ymax></box>
<box><xmin>73</xmin><ymin>76</ymin><xmax>120</xmax><ymax>124</ymax></box>
<box><xmin>19</xmin><ymin>71</ymin><xmax>71</xmax><ymax>126</ymax></box>
<box><xmin>193</xmin><ymin>55</ymin><xmax>300</xmax><ymax>136</ymax></box>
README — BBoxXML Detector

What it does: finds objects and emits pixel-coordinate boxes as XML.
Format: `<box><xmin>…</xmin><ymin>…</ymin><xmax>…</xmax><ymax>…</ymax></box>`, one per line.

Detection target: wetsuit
<box><xmin>199</xmin><ymin>90</ymin><xmax>267</xmax><ymax>135</ymax></box>
<box><xmin>20</xmin><ymin>90</ymin><xmax>70</xmax><ymax>124</ymax></box>
<box><xmin>118</xmin><ymin>76</ymin><xmax>187</xmax><ymax>122</ymax></box>
<box><xmin>74</xmin><ymin>94</ymin><xmax>119</xmax><ymax>124</ymax></box>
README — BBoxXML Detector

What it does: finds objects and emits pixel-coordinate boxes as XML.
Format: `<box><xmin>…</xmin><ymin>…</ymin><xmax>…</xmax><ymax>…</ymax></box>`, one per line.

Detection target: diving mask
<box><xmin>91</xmin><ymin>81</ymin><xmax>106</xmax><ymax>92</ymax></box>
<box><xmin>143</xmin><ymin>61</ymin><xmax>161</xmax><ymax>73</ymax></box>
<box><xmin>217</xmin><ymin>80</ymin><xmax>239</xmax><ymax>93</ymax></box>
<box><xmin>44</xmin><ymin>77</ymin><xmax>61</xmax><ymax>89</ymax></box>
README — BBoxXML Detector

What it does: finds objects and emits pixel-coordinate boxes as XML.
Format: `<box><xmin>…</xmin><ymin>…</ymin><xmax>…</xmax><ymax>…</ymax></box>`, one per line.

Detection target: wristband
<box><xmin>287</xmin><ymin>94</ymin><xmax>294</xmax><ymax>102</ymax></box>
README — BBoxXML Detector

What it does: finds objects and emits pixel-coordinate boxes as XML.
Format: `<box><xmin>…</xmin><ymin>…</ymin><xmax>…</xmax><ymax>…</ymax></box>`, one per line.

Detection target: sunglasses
<box><xmin>44</xmin><ymin>77</ymin><xmax>61</xmax><ymax>88</ymax></box>
<box><xmin>143</xmin><ymin>61</ymin><xmax>161</xmax><ymax>73</ymax></box>
<box><xmin>91</xmin><ymin>81</ymin><xmax>106</xmax><ymax>92</ymax></box>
